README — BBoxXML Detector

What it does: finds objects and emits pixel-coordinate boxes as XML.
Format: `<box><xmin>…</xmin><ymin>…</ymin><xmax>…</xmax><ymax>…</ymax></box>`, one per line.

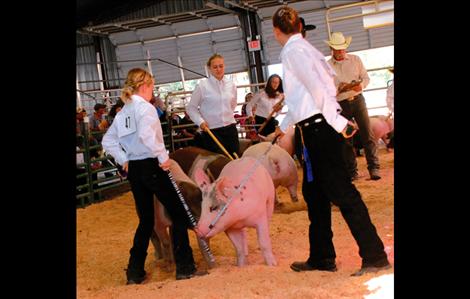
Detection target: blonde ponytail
<box><xmin>120</xmin><ymin>86</ymin><xmax>134</xmax><ymax>102</ymax></box>
<box><xmin>120</xmin><ymin>68</ymin><xmax>153</xmax><ymax>103</ymax></box>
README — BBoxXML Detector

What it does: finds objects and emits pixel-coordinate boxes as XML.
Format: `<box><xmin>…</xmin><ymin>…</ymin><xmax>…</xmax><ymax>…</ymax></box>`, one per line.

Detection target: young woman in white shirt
<box><xmin>246</xmin><ymin>74</ymin><xmax>284</xmax><ymax>136</ymax></box>
<box><xmin>272</xmin><ymin>6</ymin><xmax>390</xmax><ymax>277</ymax></box>
<box><xmin>102</xmin><ymin>68</ymin><xmax>205</xmax><ymax>284</ymax></box>
<box><xmin>187</xmin><ymin>54</ymin><xmax>239</xmax><ymax>157</ymax></box>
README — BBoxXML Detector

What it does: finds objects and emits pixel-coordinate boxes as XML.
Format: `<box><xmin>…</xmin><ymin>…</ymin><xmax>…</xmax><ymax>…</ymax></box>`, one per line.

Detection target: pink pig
<box><xmin>194</xmin><ymin>157</ymin><xmax>277</xmax><ymax>267</ymax></box>
<box><xmin>259</xmin><ymin>126</ymin><xmax>296</xmax><ymax>156</ymax></box>
<box><xmin>369</xmin><ymin>116</ymin><xmax>394</xmax><ymax>147</ymax></box>
<box><xmin>242</xmin><ymin>142</ymin><xmax>298</xmax><ymax>204</ymax></box>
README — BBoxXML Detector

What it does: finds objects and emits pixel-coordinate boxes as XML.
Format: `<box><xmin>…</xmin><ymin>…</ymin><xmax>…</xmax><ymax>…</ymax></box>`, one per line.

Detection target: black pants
<box><xmin>339</xmin><ymin>94</ymin><xmax>379</xmax><ymax>175</ymax></box>
<box><xmin>127</xmin><ymin>158</ymin><xmax>195</xmax><ymax>275</ymax></box>
<box><xmin>201</xmin><ymin>123</ymin><xmax>240</xmax><ymax>157</ymax></box>
<box><xmin>255</xmin><ymin>115</ymin><xmax>276</xmax><ymax>136</ymax></box>
<box><xmin>296</xmin><ymin>114</ymin><xmax>387</xmax><ymax>266</ymax></box>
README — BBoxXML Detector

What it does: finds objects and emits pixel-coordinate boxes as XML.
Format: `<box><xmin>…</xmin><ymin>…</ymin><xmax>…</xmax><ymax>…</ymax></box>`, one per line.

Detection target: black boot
<box><xmin>351</xmin><ymin>258</ymin><xmax>391</xmax><ymax>277</ymax></box>
<box><xmin>126</xmin><ymin>254</ymin><xmax>147</xmax><ymax>285</ymax></box>
<box><xmin>175</xmin><ymin>264</ymin><xmax>208</xmax><ymax>280</ymax></box>
<box><xmin>290</xmin><ymin>259</ymin><xmax>337</xmax><ymax>272</ymax></box>
<box><xmin>126</xmin><ymin>268</ymin><xmax>146</xmax><ymax>285</ymax></box>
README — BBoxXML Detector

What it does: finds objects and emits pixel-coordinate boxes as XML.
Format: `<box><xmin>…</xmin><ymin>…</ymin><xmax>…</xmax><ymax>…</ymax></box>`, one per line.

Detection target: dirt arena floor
<box><xmin>77</xmin><ymin>149</ymin><xmax>394</xmax><ymax>299</ymax></box>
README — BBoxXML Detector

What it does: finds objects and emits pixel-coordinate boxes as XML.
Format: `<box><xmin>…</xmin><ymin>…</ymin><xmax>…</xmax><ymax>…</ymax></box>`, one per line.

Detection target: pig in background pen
<box><xmin>354</xmin><ymin>116</ymin><xmax>394</xmax><ymax>156</ymax></box>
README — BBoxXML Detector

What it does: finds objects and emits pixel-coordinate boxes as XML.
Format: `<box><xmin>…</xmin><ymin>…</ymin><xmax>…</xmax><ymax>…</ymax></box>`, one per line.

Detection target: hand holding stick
<box><xmin>258</xmin><ymin>96</ymin><xmax>285</xmax><ymax>134</ymax></box>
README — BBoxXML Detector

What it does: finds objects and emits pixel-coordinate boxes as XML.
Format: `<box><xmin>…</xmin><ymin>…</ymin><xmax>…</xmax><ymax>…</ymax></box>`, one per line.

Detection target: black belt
<box><xmin>297</xmin><ymin>113</ymin><xmax>324</xmax><ymax>128</ymax></box>
<box><xmin>210</xmin><ymin>123</ymin><xmax>236</xmax><ymax>131</ymax></box>
<box><xmin>129</xmin><ymin>157</ymin><xmax>158</xmax><ymax>164</ymax></box>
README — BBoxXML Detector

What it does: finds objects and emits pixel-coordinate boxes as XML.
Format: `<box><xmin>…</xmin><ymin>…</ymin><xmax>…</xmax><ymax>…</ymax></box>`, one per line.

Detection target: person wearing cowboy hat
<box><xmin>326</xmin><ymin>32</ymin><xmax>381</xmax><ymax>181</ymax></box>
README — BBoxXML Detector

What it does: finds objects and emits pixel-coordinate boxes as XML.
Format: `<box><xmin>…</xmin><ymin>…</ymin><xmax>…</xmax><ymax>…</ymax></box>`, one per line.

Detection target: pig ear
<box><xmin>206</xmin><ymin>168</ymin><xmax>215</xmax><ymax>183</ymax></box>
<box><xmin>216</xmin><ymin>177</ymin><xmax>234</xmax><ymax>197</ymax></box>
<box><xmin>194</xmin><ymin>168</ymin><xmax>211</xmax><ymax>190</ymax></box>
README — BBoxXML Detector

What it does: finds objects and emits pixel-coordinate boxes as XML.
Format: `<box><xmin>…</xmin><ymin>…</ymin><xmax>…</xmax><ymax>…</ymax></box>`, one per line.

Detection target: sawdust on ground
<box><xmin>77</xmin><ymin>149</ymin><xmax>394</xmax><ymax>299</ymax></box>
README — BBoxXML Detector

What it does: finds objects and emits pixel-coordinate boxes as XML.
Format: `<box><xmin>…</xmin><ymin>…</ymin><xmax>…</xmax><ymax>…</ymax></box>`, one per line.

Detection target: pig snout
<box><xmin>193</xmin><ymin>225</ymin><xmax>206</xmax><ymax>239</ymax></box>
<box><xmin>196</xmin><ymin>223</ymin><xmax>218</xmax><ymax>239</ymax></box>
<box><xmin>195</xmin><ymin>218</ymin><xmax>212</xmax><ymax>239</ymax></box>
<box><xmin>196</xmin><ymin>206</ymin><xmax>224</xmax><ymax>239</ymax></box>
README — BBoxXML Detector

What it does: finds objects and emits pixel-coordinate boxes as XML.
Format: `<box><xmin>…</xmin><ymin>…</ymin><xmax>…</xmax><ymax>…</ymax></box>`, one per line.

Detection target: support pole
<box><xmin>178</xmin><ymin>56</ymin><xmax>186</xmax><ymax>91</ymax></box>
<box><xmin>96</xmin><ymin>52</ymin><xmax>111</xmax><ymax>109</ymax></box>
<box><xmin>76</xmin><ymin>79</ymin><xmax>82</xmax><ymax>108</ymax></box>
<box><xmin>146</xmin><ymin>50</ymin><xmax>154</xmax><ymax>76</ymax></box>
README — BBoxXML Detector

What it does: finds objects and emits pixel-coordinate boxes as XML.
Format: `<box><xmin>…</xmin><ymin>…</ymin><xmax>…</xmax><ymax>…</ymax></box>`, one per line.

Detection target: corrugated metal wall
<box><xmin>77</xmin><ymin>0</ymin><xmax>393</xmax><ymax>95</ymax></box>
<box><xmin>76</xmin><ymin>34</ymin><xmax>101</xmax><ymax>93</ymax></box>
<box><xmin>77</xmin><ymin>34</ymin><xmax>122</xmax><ymax>90</ymax></box>
<box><xmin>100</xmin><ymin>37</ymin><xmax>122</xmax><ymax>88</ymax></box>
<box><xmin>260</xmin><ymin>2</ymin><xmax>394</xmax><ymax>65</ymax></box>
<box><xmin>109</xmin><ymin>14</ymin><xmax>247</xmax><ymax>84</ymax></box>
<box><xmin>77</xmin><ymin>33</ymin><xmax>122</xmax><ymax>112</ymax></box>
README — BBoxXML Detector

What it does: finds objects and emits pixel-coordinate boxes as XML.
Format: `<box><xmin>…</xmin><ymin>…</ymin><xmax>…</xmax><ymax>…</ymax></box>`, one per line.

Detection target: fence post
<box><xmin>82</xmin><ymin>118</ymin><xmax>95</xmax><ymax>205</ymax></box>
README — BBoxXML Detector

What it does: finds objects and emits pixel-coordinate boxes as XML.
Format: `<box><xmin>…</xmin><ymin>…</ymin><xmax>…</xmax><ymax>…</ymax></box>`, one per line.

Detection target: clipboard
<box><xmin>338</xmin><ymin>79</ymin><xmax>363</xmax><ymax>94</ymax></box>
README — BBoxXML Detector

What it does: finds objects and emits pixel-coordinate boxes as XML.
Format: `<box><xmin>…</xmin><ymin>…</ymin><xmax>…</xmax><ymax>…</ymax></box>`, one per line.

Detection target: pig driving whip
<box><xmin>203</xmin><ymin>127</ymin><xmax>236</xmax><ymax>160</ymax></box>
<box><xmin>166</xmin><ymin>170</ymin><xmax>216</xmax><ymax>265</ymax></box>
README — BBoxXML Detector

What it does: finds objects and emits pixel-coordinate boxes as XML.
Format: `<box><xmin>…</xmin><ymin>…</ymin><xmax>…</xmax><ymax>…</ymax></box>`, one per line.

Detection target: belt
<box><xmin>128</xmin><ymin>157</ymin><xmax>158</xmax><ymax>165</ymax></box>
<box><xmin>210</xmin><ymin>123</ymin><xmax>236</xmax><ymax>131</ymax></box>
<box><xmin>296</xmin><ymin>113</ymin><xmax>324</xmax><ymax>128</ymax></box>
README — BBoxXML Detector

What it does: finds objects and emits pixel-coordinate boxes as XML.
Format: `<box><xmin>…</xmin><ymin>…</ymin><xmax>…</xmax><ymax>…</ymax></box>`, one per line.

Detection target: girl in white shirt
<box><xmin>246</xmin><ymin>74</ymin><xmax>284</xmax><ymax>136</ymax></box>
<box><xmin>272</xmin><ymin>6</ymin><xmax>390</xmax><ymax>277</ymax></box>
<box><xmin>102</xmin><ymin>68</ymin><xmax>203</xmax><ymax>283</ymax></box>
<box><xmin>187</xmin><ymin>54</ymin><xmax>239</xmax><ymax>158</ymax></box>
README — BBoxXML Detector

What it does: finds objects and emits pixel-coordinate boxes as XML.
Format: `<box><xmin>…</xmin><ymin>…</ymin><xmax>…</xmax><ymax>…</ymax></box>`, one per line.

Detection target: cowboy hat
<box><xmin>324</xmin><ymin>32</ymin><xmax>352</xmax><ymax>50</ymax></box>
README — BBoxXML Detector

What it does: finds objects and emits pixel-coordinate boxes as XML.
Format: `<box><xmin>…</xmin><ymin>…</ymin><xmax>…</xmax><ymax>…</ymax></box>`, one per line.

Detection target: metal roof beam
<box><xmin>225</xmin><ymin>0</ymin><xmax>260</xmax><ymax>12</ymax></box>
<box><xmin>241</xmin><ymin>1</ymin><xmax>258</xmax><ymax>10</ymax></box>
<box><xmin>151</xmin><ymin>17</ymin><xmax>172</xmax><ymax>26</ymax></box>
<box><xmin>205</xmin><ymin>1</ymin><xmax>237</xmax><ymax>14</ymax></box>
<box><xmin>189</xmin><ymin>11</ymin><xmax>208</xmax><ymax>19</ymax></box>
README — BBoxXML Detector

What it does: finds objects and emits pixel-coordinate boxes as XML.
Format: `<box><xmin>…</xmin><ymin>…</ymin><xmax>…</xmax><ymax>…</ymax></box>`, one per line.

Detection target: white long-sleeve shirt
<box><xmin>102</xmin><ymin>94</ymin><xmax>169</xmax><ymax>165</ymax></box>
<box><xmin>279</xmin><ymin>33</ymin><xmax>348</xmax><ymax>133</ymax></box>
<box><xmin>186</xmin><ymin>75</ymin><xmax>237</xmax><ymax>129</ymax></box>
<box><xmin>245</xmin><ymin>90</ymin><xmax>283</xmax><ymax>118</ymax></box>
<box><xmin>328</xmin><ymin>54</ymin><xmax>370</xmax><ymax>102</ymax></box>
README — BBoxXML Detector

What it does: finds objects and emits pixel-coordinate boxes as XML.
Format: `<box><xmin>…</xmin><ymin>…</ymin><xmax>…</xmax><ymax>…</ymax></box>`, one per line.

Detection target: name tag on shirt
<box><xmin>115</xmin><ymin>111</ymin><xmax>137</xmax><ymax>138</ymax></box>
